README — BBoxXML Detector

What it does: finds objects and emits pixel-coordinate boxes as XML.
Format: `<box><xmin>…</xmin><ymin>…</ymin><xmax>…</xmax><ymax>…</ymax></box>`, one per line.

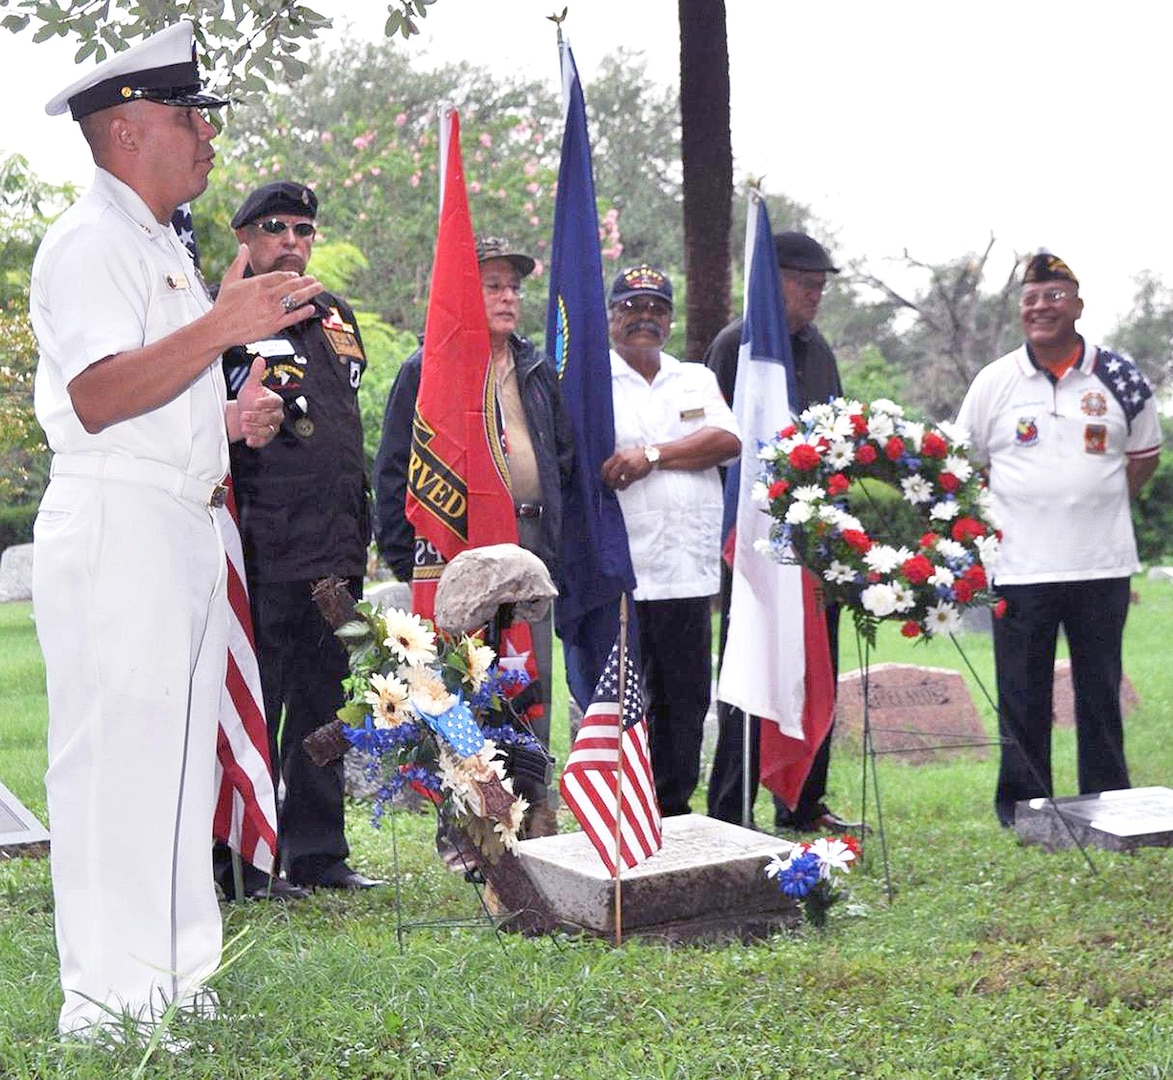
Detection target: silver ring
<box><xmin>280</xmin><ymin>294</ymin><xmax>297</xmax><ymax>313</ymax></box>
<box><xmin>619</xmin><ymin>474</ymin><xmax>628</xmax><ymax>482</ymax></box>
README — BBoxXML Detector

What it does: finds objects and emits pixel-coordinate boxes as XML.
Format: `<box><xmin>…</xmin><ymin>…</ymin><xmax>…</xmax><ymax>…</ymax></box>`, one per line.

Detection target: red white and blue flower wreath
<box><xmin>756</xmin><ymin>397</ymin><xmax>1001</xmax><ymax>643</ymax></box>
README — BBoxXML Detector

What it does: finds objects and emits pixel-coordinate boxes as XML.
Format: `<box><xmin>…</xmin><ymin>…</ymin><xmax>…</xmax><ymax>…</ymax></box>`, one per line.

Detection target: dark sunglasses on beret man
<box><xmin>254</xmin><ymin>219</ymin><xmax>316</xmax><ymax>238</ymax></box>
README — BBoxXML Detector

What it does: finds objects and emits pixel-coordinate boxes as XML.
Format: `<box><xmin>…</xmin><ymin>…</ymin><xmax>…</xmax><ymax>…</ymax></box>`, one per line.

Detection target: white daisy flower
<box><xmin>975</xmin><ymin>533</ymin><xmax>1001</xmax><ymax>570</ymax></box>
<box><xmin>824</xmin><ymin>560</ymin><xmax>857</xmax><ymax>585</ymax></box>
<box><xmin>364</xmin><ymin>671</ymin><xmax>412</xmax><ymax>728</ymax></box>
<box><xmin>383</xmin><ymin>609</ymin><xmax>437</xmax><ymax>667</ymax></box>
<box><xmin>900</xmin><ymin>475</ymin><xmax>933</xmax><ymax>504</ymax></box>
<box><xmin>899</xmin><ymin>420</ymin><xmax>925</xmax><ymax>451</ymax></box>
<box><xmin>836</xmin><ymin>512</ymin><xmax>864</xmax><ymax>533</ymax></box>
<box><xmin>935</xmin><ymin>419</ymin><xmax>970</xmax><ymax>448</ymax></box>
<box><xmin>929</xmin><ymin>500</ymin><xmax>961</xmax><ymax>522</ymax></box>
<box><xmin>864</xmin><ymin>544</ymin><xmax>903</xmax><ymax>574</ymax></box>
<box><xmin>942</xmin><ymin>454</ymin><xmax>972</xmax><ymax>482</ymax></box>
<box><xmin>935</xmin><ymin>538</ymin><xmax>967</xmax><ymax>561</ymax></box>
<box><xmin>870</xmin><ymin>398</ymin><xmax>905</xmax><ymax>417</ymax></box>
<box><xmin>751</xmin><ymin>480</ymin><xmax>770</xmax><ymax>505</ymax></box>
<box><xmin>805</xmin><ymin>402</ymin><xmax>836</xmax><ymax>427</ymax></box>
<box><xmin>785</xmin><ymin>502</ymin><xmax>814</xmax><ymax>525</ymax></box>
<box><xmin>793</xmin><ymin>484</ymin><xmax>825</xmax><ymax>503</ymax></box>
<box><xmin>841</xmin><ymin>398</ymin><xmax>865</xmax><ymax>415</ymax></box>
<box><xmin>928</xmin><ymin>566</ymin><xmax>955</xmax><ymax>587</ymax></box>
<box><xmin>925</xmin><ymin>601</ymin><xmax>963</xmax><ymax>636</ymax></box>
<box><xmin>457</xmin><ymin>635</ymin><xmax>495</xmax><ymax>692</ymax></box>
<box><xmin>825</xmin><ymin>441</ymin><xmax>856</xmax><ymax>470</ymax></box>
<box><xmin>866</xmin><ymin>413</ymin><xmax>895</xmax><ymax>441</ymax></box>
<box><xmin>757</xmin><ymin>442</ymin><xmax>780</xmax><ymax>462</ymax></box>
<box><xmin>405</xmin><ymin>666</ymin><xmax>455</xmax><ymax>716</ymax></box>
<box><xmin>806</xmin><ymin>836</ymin><xmax>857</xmax><ymax>877</ymax></box>
<box><xmin>892</xmin><ymin>581</ymin><xmax>916</xmax><ymax>612</ymax></box>
<box><xmin>861</xmin><ymin>583</ymin><xmax>899</xmax><ymax>617</ymax></box>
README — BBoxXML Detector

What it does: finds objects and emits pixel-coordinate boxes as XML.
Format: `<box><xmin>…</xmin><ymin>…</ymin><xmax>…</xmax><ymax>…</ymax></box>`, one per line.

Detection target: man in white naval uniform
<box><xmin>30</xmin><ymin>22</ymin><xmax>322</xmax><ymax>1038</ymax></box>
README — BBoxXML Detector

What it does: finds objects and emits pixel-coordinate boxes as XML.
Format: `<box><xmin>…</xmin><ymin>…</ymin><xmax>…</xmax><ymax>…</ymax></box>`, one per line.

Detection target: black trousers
<box><xmin>253</xmin><ymin>575</ymin><xmax>362</xmax><ymax>875</ymax></box>
<box><xmin>992</xmin><ymin>577</ymin><xmax>1131</xmax><ymax>826</ymax></box>
<box><xmin>707</xmin><ymin>560</ymin><xmax>840</xmax><ymax>827</ymax></box>
<box><xmin>636</xmin><ymin>596</ymin><xmax>712</xmax><ymax>817</ymax></box>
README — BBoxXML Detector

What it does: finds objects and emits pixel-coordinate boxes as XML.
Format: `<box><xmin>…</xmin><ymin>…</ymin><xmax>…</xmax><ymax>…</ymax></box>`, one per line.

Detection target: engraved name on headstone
<box><xmin>833</xmin><ymin>662</ymin><xmax>991</xmax><ymax>763</ymax></box>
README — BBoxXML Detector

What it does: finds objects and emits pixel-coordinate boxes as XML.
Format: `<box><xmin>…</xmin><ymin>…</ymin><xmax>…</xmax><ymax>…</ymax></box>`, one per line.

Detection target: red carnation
<box><xmin>952</xmin><ymin>578</ymin><xmax>975</xmax><ymax>603</ymax></box>
<box><xmin>994</xmin><ymin>598</ymin><xmax>1008</xmax><ymax>619</ymax></box>
<box><xmin>951</xmin><ymin>517</ymin><xmax>986</xmax><ymax>543</ymax></box>
<box><xmin>919</xmin><ymin>531</ymin><xmax>939</xmax><ymax>549</ymax></box>
<box><xmin>921</xmin><ymin>432</ymin><xmax>948</xmax><ymax>459</ymax></box>
<box><xmin>841</xmin><ymin>529</ymin><xmax>872</xmax><ymax>554</ymax></box>
<box><xmin>767</xmin><ymin>479</ymin><xmax>790</xmax><ymax>500</ymax></box>
<box><xmin>826</xmin><ymin>472</ymin><xmax>850</xmax><ymax>497</ymax></box>
<box><xmin>778</xmin><ymin>424</ymin><xmax>798</xmax><ymax>440</ymax></box>
<box><xmin>963</xmin><ymin>564</ymin><xmax>987</xmax><ymax>590</ymax></box>
<box><xmin>867</xmin><ymin>571</ymin><xmax>881</xmax><ymax>583</ymax></box>
<box><xmin>850</xmin><ymin>413</ymin><xmax>868</xmax><ymax>436</ymax></box>
<box><xmin>938</xmin><ymin>472</ymin><xmax>960</xmax><ymax>493</ymax></box>
<box><xmin>856</xmin><ymin>444</ymin><xmax>878</xmax><ymax>465</ymax></box>
<box><xmin>885</xmin><ymin>436</ymin><xmax>905</xmax><ymax>461</ymax></box>
<box><xmin>901</xmin><ymin>620</ymin><xmax>922</xmax><ymax>639</ymax></box>
<box><xmin>901</xmin><ymin>554</ymin><xmax>934</xmax><ymax>585</ymax></box>
<box><xmin>788</xmin><ymin>444</ymin><xmax>821</xmax><ymax>471</ymax></box>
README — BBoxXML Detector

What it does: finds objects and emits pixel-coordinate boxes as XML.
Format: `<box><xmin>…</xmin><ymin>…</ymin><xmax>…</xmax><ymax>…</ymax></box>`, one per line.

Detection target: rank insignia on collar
<box><xmin>1015</xmin><ymin>417</ymin><xmax>1039</xmax><ymax>446</ymax></box>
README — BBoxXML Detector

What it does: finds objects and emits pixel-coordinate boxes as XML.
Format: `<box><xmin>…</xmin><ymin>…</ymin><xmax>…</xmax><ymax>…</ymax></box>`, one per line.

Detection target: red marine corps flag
<box><xmin>406</xmin><ymin>110</ymin><xmax>541</xmax><ymax>709</ymax></box>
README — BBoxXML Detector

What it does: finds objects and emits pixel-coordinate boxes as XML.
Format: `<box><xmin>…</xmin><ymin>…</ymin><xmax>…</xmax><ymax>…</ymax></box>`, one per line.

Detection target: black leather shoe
<box><xmin>294</xmin><ymin>862</ymin><xmax>385</xmax><ymax>890</ymax></box>
<box><xmin>780</xmin><ymin>805</ymin><xmax>868</xmax><ymax>834</ymax></box>
<box><xmin>220</xmin><ymin>871</ymin><xmax>309</xmax><ymax>902</ymax></box>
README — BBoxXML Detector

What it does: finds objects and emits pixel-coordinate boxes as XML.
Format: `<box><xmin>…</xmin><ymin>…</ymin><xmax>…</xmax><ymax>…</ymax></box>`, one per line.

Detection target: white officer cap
<box><xmin>45</xmin><ymin>21</ymin><xmax>228</xmax><ymax>121</ymax></box>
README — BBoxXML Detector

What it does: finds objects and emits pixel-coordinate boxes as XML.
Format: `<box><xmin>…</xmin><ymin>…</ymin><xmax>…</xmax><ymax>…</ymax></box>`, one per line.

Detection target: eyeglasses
<box><xmin>1020</xmin><ymin>287</ymin><xmax>1075</xmax><ymax>308</ymax></box>
<box><xmin>483</xmin><ymin>281</ymin><xmax>525</xmax><ymax>299</ymax></box>
<box><xmin>783</xmin><ymin>271</ymin><xmax>828</xmax><ymax>295</ymax></box>
<box><xmin>254</xmin><ymin>219</ymin><xmax>316</xmax><ymax>239</ymax></box>
<box><xmin>616</xmin><ymin>297</ymin><xmax>672</xmax><ymax>316</ymax></box>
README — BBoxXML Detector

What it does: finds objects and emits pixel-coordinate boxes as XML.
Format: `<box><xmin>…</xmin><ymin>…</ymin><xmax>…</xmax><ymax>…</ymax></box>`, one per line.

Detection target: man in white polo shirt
<box><xmin>601</xmin><ymin>265</ymin><xmax>741</xmax><ymax>816</ymax></box>
<box><xmin>956</xmin><ymin>252</ymin><xmax>1160</xmax><ymax>826</ymax></box>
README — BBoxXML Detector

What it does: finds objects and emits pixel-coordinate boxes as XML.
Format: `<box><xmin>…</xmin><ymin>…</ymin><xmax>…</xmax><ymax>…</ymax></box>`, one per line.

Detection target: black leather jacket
<box><xmin>373</xmin><ymin>333</ymin><xmax>573</xmax><ymax>585</ymax></box>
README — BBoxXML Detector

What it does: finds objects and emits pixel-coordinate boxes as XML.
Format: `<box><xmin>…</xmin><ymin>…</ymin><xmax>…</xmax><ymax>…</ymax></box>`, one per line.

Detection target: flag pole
<box><xmin>612</xmin><ymin>592</ymin><xmax>630</xmax><ymax>947</ymax></box>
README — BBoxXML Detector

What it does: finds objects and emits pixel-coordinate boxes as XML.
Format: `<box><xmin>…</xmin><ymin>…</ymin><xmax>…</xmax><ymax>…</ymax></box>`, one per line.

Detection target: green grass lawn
<box><xmin>3</xmin><ymin>584</ymin><xmax>1173</xmax><ymax>1078</ymax></box>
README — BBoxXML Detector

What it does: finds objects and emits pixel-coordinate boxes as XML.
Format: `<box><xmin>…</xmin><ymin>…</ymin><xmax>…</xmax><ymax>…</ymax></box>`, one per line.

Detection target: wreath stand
<box><xmin>849</xmin><ymin>623</ymin><xmax>1099</xmax><ymax>904</ymax></box>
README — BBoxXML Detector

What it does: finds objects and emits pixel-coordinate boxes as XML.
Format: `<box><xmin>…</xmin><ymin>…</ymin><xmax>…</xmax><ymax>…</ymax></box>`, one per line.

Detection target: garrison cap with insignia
<box><xmin>45</xmin><ymin>21</ymin><xmax>228</xmax><ymax>122</ymax></box>
<box><xmin>608</xmin><ymin>264</ymin><xmax>674</xmax><ymax>306</ymax></box>
<box><xmin>1022</xmin><ymin>250</ymin><xmax>1078</xmax><ymax>287</ymax></box>
<box><xmin>231</xmin><ymin>181</ymin><xmax>319</xmax><ymax>229</ymax></box>
<box><xmin>474</xmin><ymin>235</ymin><xmax>536</xmax><ymax>278</ymax></box>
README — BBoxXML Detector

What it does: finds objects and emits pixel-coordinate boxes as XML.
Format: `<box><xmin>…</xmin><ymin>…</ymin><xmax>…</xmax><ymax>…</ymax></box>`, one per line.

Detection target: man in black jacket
<box><xmin>373</xmin><ymin>237</ymin><xmax>573</xmax><ymax>837</ymax></box>
<box><xmin>706</xmin><ymin>231</ymin><xmax>856</xmax><ymax>833</ymax></box>
<box><xmin>217</xmin><ymin>181</ymin><xmax>381</xmax><ymax>895</ymax></box>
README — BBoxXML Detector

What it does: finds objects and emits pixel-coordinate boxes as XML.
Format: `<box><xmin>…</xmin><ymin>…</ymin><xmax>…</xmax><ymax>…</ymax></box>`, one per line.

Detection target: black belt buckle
<box><xmin>209</xmin><ymin>483</ymin><xmax>228</xmax><ymax>509</ymax></box>
<box><xmin>516</xmin><ymin>503</ymin><xmax>543</xmax><ymax>519</ymax></box>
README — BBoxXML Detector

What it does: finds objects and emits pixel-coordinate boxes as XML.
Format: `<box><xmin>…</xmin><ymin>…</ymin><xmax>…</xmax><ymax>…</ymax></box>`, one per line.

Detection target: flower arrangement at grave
<box><xmin>755</xmin><ymin>397</ymin><xmax>1001</xmax><ymax>643</ymax></box>
<box><xmin>315</xmin><ymin>583</ymin><xmax>544</xmax><ymax>862</ymax></box>
<box><xmin>765</xmin><ymin>835</ymin><xmax>861</xmax><ymax>928</ymax></box>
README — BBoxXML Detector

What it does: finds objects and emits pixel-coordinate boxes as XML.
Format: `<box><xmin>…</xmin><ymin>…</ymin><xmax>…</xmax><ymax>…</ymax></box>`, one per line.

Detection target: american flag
<box><xmin>559</xmin><ymin>636</ymin><xmax>662</xmax><ymax>875</ymax></box>
<box><xmin>171</xmin><ymin>205</ymin><xmax>279</xmax><ymax>873</ymax></box>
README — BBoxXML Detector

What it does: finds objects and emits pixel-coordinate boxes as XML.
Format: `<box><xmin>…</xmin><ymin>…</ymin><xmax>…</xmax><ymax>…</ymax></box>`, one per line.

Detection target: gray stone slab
<box><xmin>833</xmin><ymin>662</ymin><xmax>991</xmax><ymax>762</ymax></box>
<box><xmin>1015</xmin><ymin>786</ymin><xmax>1173</xmax><ymax>852</ymax></box>
<box><xmin>508</xmin><ymin>815</ymin><xmax>799</xmax><ymax>941</ymax></box>
<box><xmin>0</xmin><ymin>543</ymin><xmax>33</xmax><ymax>603</ymax></box>
<box><xmin>0</xmin><ymin>779</ymin><xmax>50</xmax><ymax>859</ymax></box>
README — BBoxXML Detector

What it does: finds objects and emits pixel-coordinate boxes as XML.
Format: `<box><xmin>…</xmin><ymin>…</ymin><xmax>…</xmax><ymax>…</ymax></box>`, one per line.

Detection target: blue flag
<box><xmin>545</xmin><ymin>40</ymin><xmax>636</xmax><ymax>709</ymax></box>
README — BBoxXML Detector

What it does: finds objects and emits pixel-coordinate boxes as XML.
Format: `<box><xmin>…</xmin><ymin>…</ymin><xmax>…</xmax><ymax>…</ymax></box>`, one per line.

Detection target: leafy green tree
<box><xmin>0</xmin><ymin>301</ymin><xmax>48</xmax><ymax>506</ymax></box>
<box><xmin>1107</xmin><ymin>271</ymin><xmax>1173</xmax><ymax>391</ymax></box>
<box><xmin>0</xmin><ymin>153</ymin><xmax>77</xmax><ymax>305</ymax></box>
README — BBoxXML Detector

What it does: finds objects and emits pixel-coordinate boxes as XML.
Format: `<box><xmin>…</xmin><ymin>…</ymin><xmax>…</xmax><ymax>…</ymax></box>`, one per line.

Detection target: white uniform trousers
<box><xmin>34</xmin><ymin>472</ymin><xmax>227</xmax><ymax>1036</ymax></box>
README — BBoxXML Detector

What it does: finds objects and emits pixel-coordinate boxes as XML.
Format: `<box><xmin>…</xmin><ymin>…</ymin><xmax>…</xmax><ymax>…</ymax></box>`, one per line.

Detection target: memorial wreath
<box><xmin>755</xmin><ymin>397</ymin><xmax>1001</xmax><ymax>643</ymax></box>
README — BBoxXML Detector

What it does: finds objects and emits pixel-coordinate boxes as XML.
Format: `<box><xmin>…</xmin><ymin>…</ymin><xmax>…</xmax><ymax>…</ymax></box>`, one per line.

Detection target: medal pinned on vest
<box><xmin>322</xmin><ymin>306</ymin><xmax>365</xmax><ymax>361</ymax></box>
<box><xmin>291</xmin><ymin>394</ymin><xmax>314</xmax><ymax>439</ymax></box>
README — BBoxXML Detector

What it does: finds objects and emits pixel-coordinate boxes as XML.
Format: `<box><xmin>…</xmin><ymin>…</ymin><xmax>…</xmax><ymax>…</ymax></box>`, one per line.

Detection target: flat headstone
<box><xmin>0</xmin><ymin>543</ymin><xmax>33</xmax><ymax>603</ymax></box>
<box><xmin>1014</xmin><ymin>786</ymin><xmax>1173</xmax><ymax>852</ymax></box>
<box><xmin>0</xmin><ymin>779</ymin><xmax>50</xmax><ymax>859</ymax></box>
<box><xmin>833</xmin><ymin>662</ymin><xmax>991</xmax><ymax>762</ymax></box>
<box><xmin>1051</xmin><ymin>660</ymin><xmax>1138</xmax><ymax>729</ymax></box>
<box><xmin>1145</xmin><ymin>566</ymin><xmax>1173</xmax><ymax>582</ymax></box>
<box><xmin>493</xmin><ymin>815</ymin><xmax>799</xmax><ymax>942</ymax></box>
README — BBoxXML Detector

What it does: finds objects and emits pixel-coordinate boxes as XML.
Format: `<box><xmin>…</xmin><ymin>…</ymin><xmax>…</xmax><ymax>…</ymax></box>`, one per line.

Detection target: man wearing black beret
<box><xmin>216</xmin><ymin>180</ymin><xmax>382</xmax><ymax>894</ymax></box>
<box><xmin>705</xmin><ymin>231</ymin><xmax>857</xmax><ymax>833</ymax></box>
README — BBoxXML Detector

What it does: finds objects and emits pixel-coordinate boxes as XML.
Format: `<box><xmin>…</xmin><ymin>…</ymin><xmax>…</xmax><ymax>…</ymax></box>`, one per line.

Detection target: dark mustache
<box><xmin>622</xmin><ymin>319</ymin><xmax>666</xmax><ymax>339</ymax></box>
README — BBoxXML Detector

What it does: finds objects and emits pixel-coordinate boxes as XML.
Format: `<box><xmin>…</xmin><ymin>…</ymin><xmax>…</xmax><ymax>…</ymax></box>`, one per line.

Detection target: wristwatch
<box><xmin>643</xmin><ymin>445</ymin><xmax>661</xmax><ymax>468</ymax></box>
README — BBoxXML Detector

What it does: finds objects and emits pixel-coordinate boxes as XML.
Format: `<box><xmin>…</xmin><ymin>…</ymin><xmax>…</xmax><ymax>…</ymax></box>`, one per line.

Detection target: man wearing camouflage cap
<box><xmin>956</xmin><ymin>252</ymin><xmax>1161</xmax><ymax>826</ymax></box>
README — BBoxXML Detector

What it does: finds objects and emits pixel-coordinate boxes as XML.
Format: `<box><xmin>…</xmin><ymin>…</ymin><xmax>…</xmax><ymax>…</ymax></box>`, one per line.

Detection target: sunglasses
<box><xmin>254</xmin><ymin>219</ymin><xmax>316</xmax><ymax>238</ymax></box>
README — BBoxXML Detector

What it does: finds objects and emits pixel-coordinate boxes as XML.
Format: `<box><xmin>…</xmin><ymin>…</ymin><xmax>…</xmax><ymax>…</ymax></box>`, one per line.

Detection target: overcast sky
<box><xmin>1</xmin><ymin>0</ymin><xmax>1168</xmax><ymax>343</ymax></box>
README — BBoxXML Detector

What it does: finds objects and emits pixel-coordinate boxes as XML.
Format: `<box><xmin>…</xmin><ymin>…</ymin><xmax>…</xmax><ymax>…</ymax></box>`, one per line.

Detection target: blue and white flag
<box><xmin>545</xmin><ymin>38</ymin><xmax>636</xmax><ymax>709</ymax></box>
<box><xmin>716</xmin><ymin>196</ymin><xmax>807</xmax><ymax>738</ymax></box>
